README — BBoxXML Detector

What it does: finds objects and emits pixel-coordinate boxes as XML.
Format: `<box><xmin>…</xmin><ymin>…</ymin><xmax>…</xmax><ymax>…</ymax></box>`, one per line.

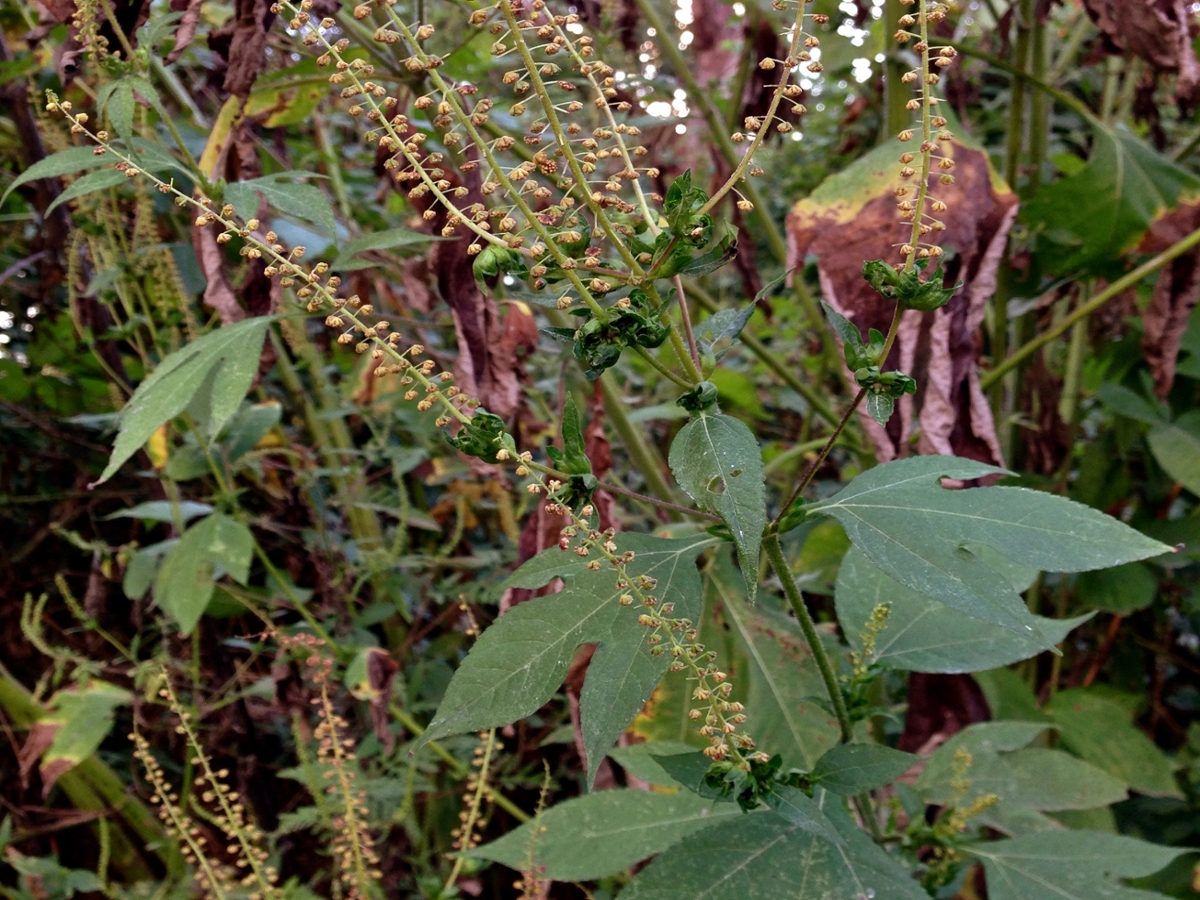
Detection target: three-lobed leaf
<box><xmin>468</xmin><ymin>788</ymin><xmax>742</xmax><ymax>881</ymax></box>
<box><xmin>154</xmin><ymin>512</ymin><xmax>253</xmax><ymax>634</ymax></box>
<box><xmin>967</xmin><ymin>831</ymin><xmax>1183</xmax><ymax>900</ymax></box>
<box><xmin>669</xmin><ymin>411</ymin><xmax>766</xmax><ymax>601</ymax></box>
<box><xmin>422</xmin><ymin>533</ymin><xmax>715</xmax><ymax>786</ymax></box>
<box><xmin>808</xmin><ymin>455</ymin><xmax>1172</xmax><ymax>641</ymax></box>
<box><xmin>622</xmin><ymin>796</ymin><xmax>928</xmax><ymax>900</ymax></box>
<box><xmin>835</xmin><ymin>547</ymin><xmax>1092</xmax><ymax>673</ymax></box>
<box><xmin>98</xmin><ymin>316</ymin><xmax>277</xmax><ymax>484</ymax></box>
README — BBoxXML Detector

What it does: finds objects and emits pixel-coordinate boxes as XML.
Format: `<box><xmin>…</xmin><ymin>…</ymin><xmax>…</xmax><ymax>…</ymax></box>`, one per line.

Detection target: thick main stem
<box><xmin>763</xmin><ymin>533</ymin><xmax>853</xmax><ymax>743</ymax></box>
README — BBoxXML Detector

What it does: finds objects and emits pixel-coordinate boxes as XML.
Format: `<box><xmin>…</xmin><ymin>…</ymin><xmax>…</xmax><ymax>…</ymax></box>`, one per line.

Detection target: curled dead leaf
<box><xmin>786</xmin><ymin>127</ymin><xmax>1017</xmax><ymax>464</ymax></box>
<box><xmin>1082</xmin><ymin>0</ymin><xmax>1200</xmax><ymax>102</ymax></box>
<box><xmin>1138</xmin><ymin>201</ymin><xmax>1200</xmax><ymax>397</ymax></box>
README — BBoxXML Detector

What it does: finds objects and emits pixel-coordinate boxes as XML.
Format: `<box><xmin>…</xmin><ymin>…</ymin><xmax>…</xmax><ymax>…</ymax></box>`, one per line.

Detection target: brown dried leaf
<box><xmin>1081</xmin><ymin>0</ymin><xmax>1200</xmax><ymax>101</ymax></box>
<box><xmin>192</xmin><ymin>221</ymin><xmax>244</xmax><ymax>324</ymax></box>
<box><xmin>786</xmin><ymin>131</ymin><xmax>1017</xmax><ymax>464</ymax></box>
<box><xmin>209</xmin><ymin>0</ymin><xmax>276</xmax><ymax>98</ymax></box>
<box><xmin>365</xmin><ymin>647</ymin><xmax>400</xmax><ymax>754</ymax></box>
<box><xmin>165</xmin><ymin>0</ymin><xmax>205</xmax><ymax>63</ymax></box>
<box><xmin>17</xmin><ymin>721</ymin><xmax>57</xmax><ymax>790</ymax></box>
<box><xmin>1138</xmin><ymin>201</ymin><xmax>1200</xmax><ymax>397</ymax></box>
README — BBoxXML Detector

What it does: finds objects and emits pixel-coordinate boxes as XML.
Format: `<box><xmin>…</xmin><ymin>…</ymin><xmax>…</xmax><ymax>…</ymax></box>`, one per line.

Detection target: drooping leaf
<box><xmin>468</xmin><ymin>788</ymin><xmax>743</xmax><ymax>881</ymax></box>
<box><xmin>917</xmin><ymin>721</ymin><xmax>1127</xmax><ymax>835</ymax></box>
<box><xmin>154</xmin><ymin>512</ymin><xmax>253</xmax><ymax>635</ymax></box>
<box><xmin>46</xmin><ymin>168</ymin><xmax>132</xmax><ymax>215</ymax></box>
<box><xmin>1</xmin><ymin>146</ymin><xmax>122</xmax><ymax>205</ymax></box>
<box><xmin>809</xmin><ymin>743</ymin><xmax>919</xmax><ymax>796</ymax></box>
<box><xmin>330</xmin><ymin>226</ymin><xmax>440</xmax><ymax>269</ymax></box>
<box><xmin>97</xmin><ymin>315</ymin><xmax>277</xmax><ymax>484</ymax></box>
<box><xmin>1044</xmin><ymin>688</ymin><xmax>1182</xmax><ymax>797</ymax></box>
<box><xmin>1147</xmin><ymin>414</ymin><xmax>1200</xmax><ymax>496</ymax></box>
<box><xmin>835</xmin><ymin>547</ymin><xmax>1093</xmax><ymax>673</ymax></box>
<box><xmin>706</xmin><ymin>552</ymin><xmax>841</xmax><ymax>769</ymax></box>
<box><xmin>1076</xmin><ymin>562</ymin><xmax>1159</xmax><ymax>614</ymax></box>
<box><xmin>1023</xmin><ymin>127</ymin><xmax>1200</xmax><ymax>276</ymax></box>
<box><xmin>224</xmin><ymin>172</ymin><xmax>336</xmax><ymax>237</ymax></box>
<box><xmin>622</xmin><ymin>796</ymin><xmax>928</xmax><ymax>900</ymax></box>
<box><xmin>32</xmin><ymin>682</ymin><xmax>131</xmax><ymax>796</ymax></box>
<box><xmin>669</xmin><ymin>411</ymin><xmax>765</xmax><ymax>601</ymax></box>
<box><xmin>808</xmin><ymin>455</ymin><xmax>1172</xmax><ymax>639</ymax></box>
<box><xmin>967</xmin><ymin>831</ymin><xmax>1184</xmax><ymax>900</ymax></box>
<box><xmin>422</xmin><ymin>534</ymin><xmax>716</xmax><ymax>786</ymax></box>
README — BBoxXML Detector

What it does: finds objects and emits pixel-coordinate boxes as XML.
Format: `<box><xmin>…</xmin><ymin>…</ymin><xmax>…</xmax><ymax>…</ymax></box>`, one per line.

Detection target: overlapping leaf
<box><xmin>422</xmin><ymin>533</ymin><xmax>715</xmax><ymax>786</ymax></box>
<box><xmin>98</xmin><ymin>316</ymin><xmax>277</xmax><ymax>484</ymax></box>
<box><xmin>469</xmin><ymin>788</ymin><xmax>743</xmax><ymax>881</ymax></box>
<box><xmin>622</xmin><ymin>796</ymin><xmax>927</xmax><ymax>900</ymax></box>
<box><xmin>154</xmin><ymin>512</ymin><xmax>253</xmax><ymax>635</ymax></box>
<box><xmin>968</xmin><ymin>831</ymin><xmax>1183</xmax><ymax>900</ymax></box>
<box><xmin>669</xmin><ymin>412</ymin><xmax>766</xmax><ymax>600</ymax></box>
<box><xmin>808</xmin><ymin>456</ymin><xmax>1172</xmax><ymax>639</ymax></box>
<box><xmin>1024</xmin><ymin>127</ymin><xmax>1200</xmax><ymax>276</ymax></box>
<box><xmin>707</xmin><ymin>553</ymin><xmax>841</xmax><ymax>769</ymax></box>
<box><xmin>835</xmin><ymin>547</ymin><xmax>1092</xmax><ymax>673</ymax></box>
<box><xmin>916</xmin><ymin>722</ymin><xmax>1127</xmax><ymax>835</ymax></box>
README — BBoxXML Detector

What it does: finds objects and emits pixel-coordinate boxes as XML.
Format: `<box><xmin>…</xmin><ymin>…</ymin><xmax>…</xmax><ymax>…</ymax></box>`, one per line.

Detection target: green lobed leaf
<box><xmin>808</xmin><ymin>455</ymin><xmax>1172</xmax><ymax>640</ymax></box>
<box><xmin>917</xmin><ymin>721</ymin><xmax>1127</xmax><ymax>835</ymax></box>
<box><xmin>1023</xmin><ymin>126</ymin><xmax>1200</xmax><ymax>276</ymax></box>
<box><xmin>331</xmin><ymin>226</ymin><xmax>440</xmax><ymax>268</ymax></box>
<box><xmin>154</xmin><ymin>512</ymin><xmax>253</xmax><ymax>635</ymax></box>
<box><xmin>707</xmin><ymin>552</ymin><xmax>841</xmax><ymax>769</ymax></box>
<box><xmin>835</xmin><ymin>547</ymin><xmax>1093</xmax><ymax>673</ymax></box>
<box><xmin>467</xmin><ymin>788</ymin><xmax>743</xmax><ymax>881</ymax></box>
<box><xmin>46</xmin><ymin>168</ymin><xmax>131</xmax><ymax>215</ymax></box>
<box><xmin>225</xmin><ymin>173</ymin><xmax>336</xmax><ymax>237</ymax></box>
<box><xmin>422</xmin><ymin>533</ymin><xmax>716</xmax><ymax>787</ymax></box>
<box><xmin>622</xmin><ymin>795</ymin><xmax>928</xmax><ymax>900</ymax></box>
<box><xmin>809</xmin><ymin>743</ymin><xmax>920</xmax><ymax>796</ymax></box>
<box><xmin>967</xmin><ymin>831</ymin><xmax>1184</xmax><ymax>900</ymax></box>
<box><xmin>669</xmin><ymin>411</ymin><xmax>766</xmax><ymax>601</ymax></box>
<box><xmin>1044</xmin><ymin>688</ymin><xmax>1182</xmax><ymax>798</ymax></box>
<box><xmin>1</xmin><ymin>147</ymin><xmax>117</xmax><ymax>205</ymax></box>
<box><xmin>97</xmin><ymin>315</ymin><xmax>277</xmax><ymax>484</ymax></box>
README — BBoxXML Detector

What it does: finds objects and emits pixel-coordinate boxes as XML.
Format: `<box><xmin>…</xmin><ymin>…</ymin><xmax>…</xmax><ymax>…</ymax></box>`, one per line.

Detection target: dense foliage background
<box><xmin>2</xmin><ymin>0</ymin><xmax>1200</xmax><ymax>897</ymax></box>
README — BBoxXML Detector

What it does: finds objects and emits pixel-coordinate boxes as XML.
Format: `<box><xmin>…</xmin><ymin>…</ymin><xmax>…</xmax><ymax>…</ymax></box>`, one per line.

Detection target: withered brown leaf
<box><xmin>786</xmin><ymin>130</ymin><xmax>1017</xmax><ymax>464</ymax></box>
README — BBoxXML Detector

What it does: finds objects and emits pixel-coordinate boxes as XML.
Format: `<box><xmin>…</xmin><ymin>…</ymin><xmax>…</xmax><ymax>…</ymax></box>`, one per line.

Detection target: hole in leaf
<box><xmin>706</xmin><ymin>476</ymin><xmax>726</xmax><ymax>494</ymax></box>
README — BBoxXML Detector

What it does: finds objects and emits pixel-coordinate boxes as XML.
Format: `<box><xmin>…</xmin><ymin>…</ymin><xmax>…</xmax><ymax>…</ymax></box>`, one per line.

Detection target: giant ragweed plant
<box><xmin>10</xmin><ymin>0</ymin><xmax>1194</xmax><ymax>896</ymax></box>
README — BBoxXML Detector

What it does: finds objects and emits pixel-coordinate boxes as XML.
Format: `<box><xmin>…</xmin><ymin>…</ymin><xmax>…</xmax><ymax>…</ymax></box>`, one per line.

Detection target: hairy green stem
<box><xmin>982</xmin><ymin>223</ymin><xmax>1200</xmax><ymax>388</ymax></box>
<box><xmin>763</xmin><ymin>533</ymin><xmax>853</xmax><ymax>742</ymax></box>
